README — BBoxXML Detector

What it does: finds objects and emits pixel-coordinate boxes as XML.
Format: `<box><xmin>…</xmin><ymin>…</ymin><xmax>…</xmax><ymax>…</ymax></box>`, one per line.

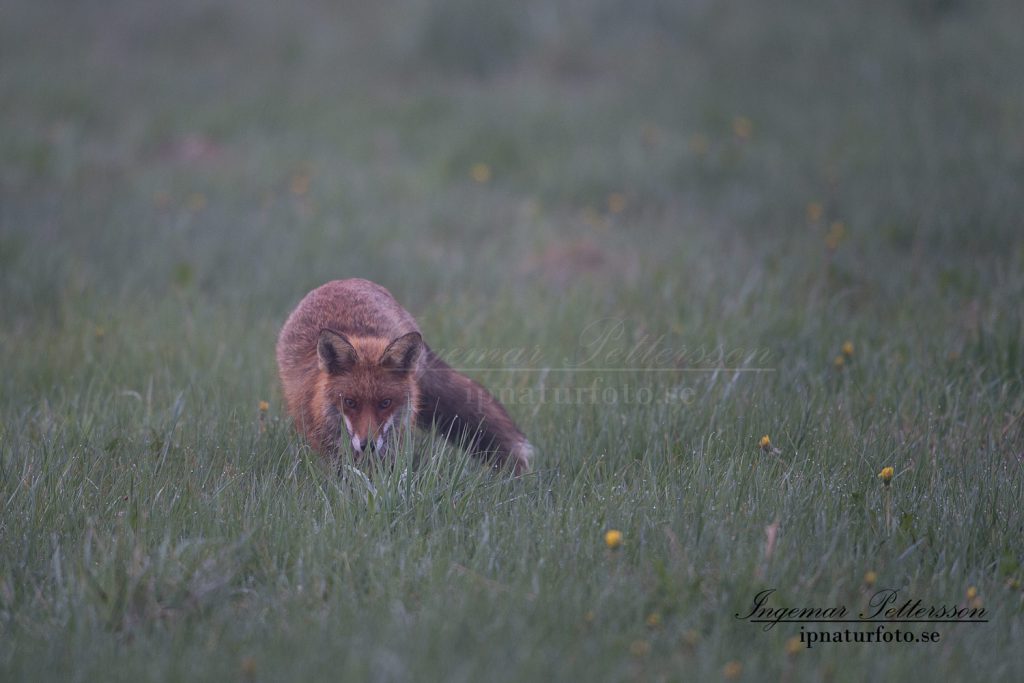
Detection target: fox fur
<box><xmin>276</xmin><ymin>279</ymin><xmax>532</xmax><ymax>474</ymax></box>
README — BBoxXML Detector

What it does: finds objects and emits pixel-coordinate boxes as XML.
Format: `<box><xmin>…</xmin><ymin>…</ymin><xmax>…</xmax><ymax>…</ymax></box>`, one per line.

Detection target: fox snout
<box><xmin>343</xmin><ymin>415</ymin><xmax>394</xmax><ymax>455</ymax></box>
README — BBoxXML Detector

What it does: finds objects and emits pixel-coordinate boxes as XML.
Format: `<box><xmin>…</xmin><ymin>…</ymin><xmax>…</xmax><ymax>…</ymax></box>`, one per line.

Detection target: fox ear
<box><xmin>317</xmin><ymin>329</ymin><xmax>358</xmax><ymax>374</ymax></box>
<box><xmin>380</xmin><ymin>332</ymin><xmax>423</xmax><ymax>373</ymax></box>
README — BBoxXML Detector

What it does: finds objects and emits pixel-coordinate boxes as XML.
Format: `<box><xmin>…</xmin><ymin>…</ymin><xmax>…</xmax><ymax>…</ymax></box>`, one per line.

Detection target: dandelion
<box><xmin>825</xmin><ymin>221</ymin><xmax>846</xmax><ymax>250</ymax></box>
<box><xmin>806</xmin><ymin>201</ymin><xmax>823</xmax><ymax>223</ymax></box>
<box><xmin>607</xmin><ymin>192</ymin><xmax>627</xmax><ymax>214</ymax></box>
<box><xmin>732</xmin><ymin>116</ymin><xmax>753</xmax><ymax>140</ymax></box>
<box><xmin>630</xmin><ymin>640</ymin><xmax>651</xmax><ymax>657</ymax></box>
<box><xmin>864</xmin><ymin>570</ymin><xmax>878</xmax><ymax>587</ymax></box>
<box><xmin>645</xmin><ymin>612</ymin><xmax>662</xmax><ymax>629</ymax></box>
<box><xmin>758</xmin><ymin>434</ymin><xmax>781</xmax><ymax>457</ymax></box>
<box><xmin>240</xmin><ymin>656</ymin><xmax>256</xmax><ymax>680</ymax></box>
<box><xmin>470</xmin><ymin>163</ymin><xmax>492</xmax><ymax>184</ymax></box>
<box><xmin>879</xmin><ymin>467</ymin><xmax>894</xmax><ymax>534</ymax></box>
<box><xmin>842</xmin><ymin>340</ymin><xmax>854</xmax><ymax>357</ymax></box>
<box><xmin>258</xmin><ymin>400</ymin><xmax>270</xmax><ymax>434</ymax></box>
<box><xmin>785</xmin><ymin>636</ymin><xmax>802</xmax><ymax>655</ymax></box>
<box><xmin>604</xmin><ymin>529</ymin><xmax>623</xmax><ymax>549</ymax></box>
<box><xmin>681</xmin><ymin>629</ymin><xmax>700</xmax><ymax>649</ymax></box>
<box><xmin>290</xmin><ymin>172</ymin><xmax>311</xmax><ymax>196</ymax></box>
<box><xmin>186</xmin><ymin>192</ymin><xmax>207</xmax><ymax>212</ymax></box>
<box><xmin>723</xmin><ymin>660</ymin><xmax>743</xmax><ymax>679</ymax></box>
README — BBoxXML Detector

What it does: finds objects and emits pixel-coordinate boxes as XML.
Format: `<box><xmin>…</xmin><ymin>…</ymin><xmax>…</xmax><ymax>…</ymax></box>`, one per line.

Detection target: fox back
<box><xmin>276</xmin><ymin>279</ymin><xmax>424</xmax><ymax>459</ymax></box>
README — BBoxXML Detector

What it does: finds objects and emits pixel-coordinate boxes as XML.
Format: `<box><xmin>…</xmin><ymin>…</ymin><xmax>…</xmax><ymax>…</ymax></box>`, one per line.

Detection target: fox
<box><xmin>276</xmin><ymin>279</ymin><xmax>533</xmax><ymax>474</ymax></box>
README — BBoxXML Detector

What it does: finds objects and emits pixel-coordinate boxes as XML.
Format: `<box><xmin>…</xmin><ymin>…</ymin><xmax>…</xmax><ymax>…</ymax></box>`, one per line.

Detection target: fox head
<box><xmin>316</xmin><ymin>328</ymin><xmax>423</xmax><ymax>458</ymax></box>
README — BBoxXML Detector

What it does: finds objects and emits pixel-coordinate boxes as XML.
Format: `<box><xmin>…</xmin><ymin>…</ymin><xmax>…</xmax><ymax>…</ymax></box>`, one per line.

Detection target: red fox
<box><xmin>276</xmin><ymin>279</ymin><xmax>533</xmax><ymax>474</ymax></box>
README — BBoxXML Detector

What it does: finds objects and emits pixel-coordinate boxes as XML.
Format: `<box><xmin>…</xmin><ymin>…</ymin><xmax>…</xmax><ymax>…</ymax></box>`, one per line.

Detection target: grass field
<box><xmin>3</xmin><ymin>1</ymin><xmax>1024</xmax><ymax>680</ymax></box>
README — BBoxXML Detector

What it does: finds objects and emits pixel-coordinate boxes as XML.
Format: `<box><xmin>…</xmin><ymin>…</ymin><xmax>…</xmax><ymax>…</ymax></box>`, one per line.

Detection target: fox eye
<box><xmin>379</xmin><ymin>398</ymin><xmax>392</xmax><ymax>409</ymax></box>
<box><xmin>343</xmin><ymin>398</ymin><xmax>357</xmax><ymax>409</ymax></box>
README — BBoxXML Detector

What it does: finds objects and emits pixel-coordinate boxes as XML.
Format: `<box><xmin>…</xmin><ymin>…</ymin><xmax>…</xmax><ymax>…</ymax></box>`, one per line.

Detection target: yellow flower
<box><xmin>645</xmin><ymin>612</ymin><xmax>662</xmax><ymax>628</ymax></box>
<box><xmin>723</xmin><ymin>660</ymin><xmax>743</xmax><ymax>679</ymax></box>
<box><xmin>240</xmin><ymin>656</ymin><xmax>256</xmax><ymax>679</ymax></box>
<box><xmin>834</xmin><ymin>354</ymin><xmax>845</xmax><ymax>368</ymax></box>
<box><xmin>630</xmin><ymin>640</ymin><xmax>651</xmax><ymax>657</ymax></box>
<box><xmin>732</xmin><ymin>116</ymin><xmax>753</xmax><ymax>140</ymax></box>
<box><xmin>604</xmin><ymin>529</ymin><xmax>623</xmax><ymax>549</ymax></box>
<box><xmin>878</xmin><ymin>467</ymin><xmax>894</xmax><ymax>485</ymax></box>
<box><xmin>966</xmin><ymin>586</ymin><xmax>978</xmax><ymax>600</ymax></box>
<box><xmin>681</xmin><ymin>629</ymin><xmax>700</xmax><ymax>648</ymax></box>
<box><xmin>842</xmin><ymin>341</ymin><xmax>854</xmax><ymax>357</ymax></box>
<box><xmin>607</xmin><ymin>192</ymin><xmax>627</xmax><ymax>214</ymax></box>
<box><xmin>825</xmin><ymin>221</ymin><xmax>846</xmax><ymax>250</ymax></box>
<box><xmin>290</xmin><ymin>172</ymin><xmax>311</xmax><ymax>196</ymax></box>
<box><xmin>806</xmin><ymin>201</ymin><xmax>823</xmax><ymax>223</ymax></box>
<box><xmin>864</xmin><ymin>570</ymin><xmax>878</xmax><ymax>587</ymax></box>
<box><xmin>759</xmin><ymin>435</ymin><xmax>772</xmax><ymax>450</ymax></box>
<box><xmin>259</xmin><ymin>400</ymin><xmax>270</xmax><ymax>412</ymax></box>
<box><xmin>470</xmin><ymin>163</ymin><xmax>492</xmax><ymax>184</ymax></box>
<box><xmin>186</xmin><ymin>192</ymin><xmax>207</xmax><ymax>212</ymax></box>
<box><xmin>785</xmin><ymin>636</ymin><xmax>802</xmax><ymax>655</ymax></box>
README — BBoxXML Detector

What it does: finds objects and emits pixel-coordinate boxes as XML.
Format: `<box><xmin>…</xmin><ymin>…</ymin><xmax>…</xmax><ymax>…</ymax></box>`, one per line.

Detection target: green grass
<box><xmin>2</xmin><ymin>0</ymin><xmax>1024</xmax><ymax>680</ymax></box>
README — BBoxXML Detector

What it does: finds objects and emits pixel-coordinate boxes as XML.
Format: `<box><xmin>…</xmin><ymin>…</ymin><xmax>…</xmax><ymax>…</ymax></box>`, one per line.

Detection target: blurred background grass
<box><xmin>2</xmin><ymin>0</ymin><xmax>1024</xmax><ymax>681</ymax></box>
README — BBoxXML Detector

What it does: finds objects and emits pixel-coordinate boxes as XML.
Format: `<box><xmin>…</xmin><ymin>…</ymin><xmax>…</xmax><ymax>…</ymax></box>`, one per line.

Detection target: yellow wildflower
<box><xmin>604</xmin><ymin>529</ymin><xmax>623</xmax><ymax>549</ymax></box>
<box><xmin>842</xmin><ymin>340</ymin><xmax>854</xmax><ymax>357</ymax></box>
<box><xmin>645</xmin><ymin>612</ymin><xmax>662</xmax><ymax>629</ymax></box>
<box><xmin>681</xmin><ymin>629</ymin><xmax>700</xmax><ymax>648</ymax></box>
<box><xmin>732</xmin><ymin>116</ymin><xmax>753</xmax><ymax>140</ymax></box>
<box><xmin>759</xmin><ymin>435</ymin><xmax>772</xmax><ymax>450</ymax></box>
<box><xmin>878</xmin><ymin>467</ymin><xmax>894</xmax><ymax>485</ymax></box>
<box><xmin>864</xmin><ymin>570</ymin><xmax>877</xmax><ymax>587</ymax></box>
<box><xmin>806</xmin><ymin>201</ymin><xmax>823</xmax><ymax>223</ymax></box>
<box><xmin>966</xmin><ymin>586</ymin><xmax>978</xmax><ymax>600</ymax></box>
<box><xmin>825</xmin><ymin>221</ymin><xmax>846</xmax><ymax>250</ymax></box>
<box><xmin>607</xmin><ymin>192</ymin><xmax>627</xmax><ymax>214</ymax></box>
<box><xmin>785</xmin><ymin>636</ymin><xmax>802</xmax><ymax>655</ymax></box>
<box><xmin>259</xmin><ymin>400</ymin><xmax>270</xmax><ymax>412</ymax></box>
<box><xmin>834</xmin><ymin>354</ymin><xmax>845</xmax><ymax>368</ymax></box>
<box><xmin>470</xmin><ymin>163</ymin><xmax>492</xmax><ymax>184</ymax></box>
<box><xmin>290</xmin><ymin>172</ymin><xmax>310</xmax><ymax>196</ymax></box>
<box><xmin>186</xmin><ymin>192</ymin><xmax>207</xmax><ymax>212</ymax></box>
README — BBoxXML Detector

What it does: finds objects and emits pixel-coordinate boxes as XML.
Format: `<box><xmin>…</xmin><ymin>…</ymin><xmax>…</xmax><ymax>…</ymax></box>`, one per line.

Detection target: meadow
<box><xmin>2</xmin><ymin>1</ymin><xmax>1023</xmax><ymax>680</ymax></box>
